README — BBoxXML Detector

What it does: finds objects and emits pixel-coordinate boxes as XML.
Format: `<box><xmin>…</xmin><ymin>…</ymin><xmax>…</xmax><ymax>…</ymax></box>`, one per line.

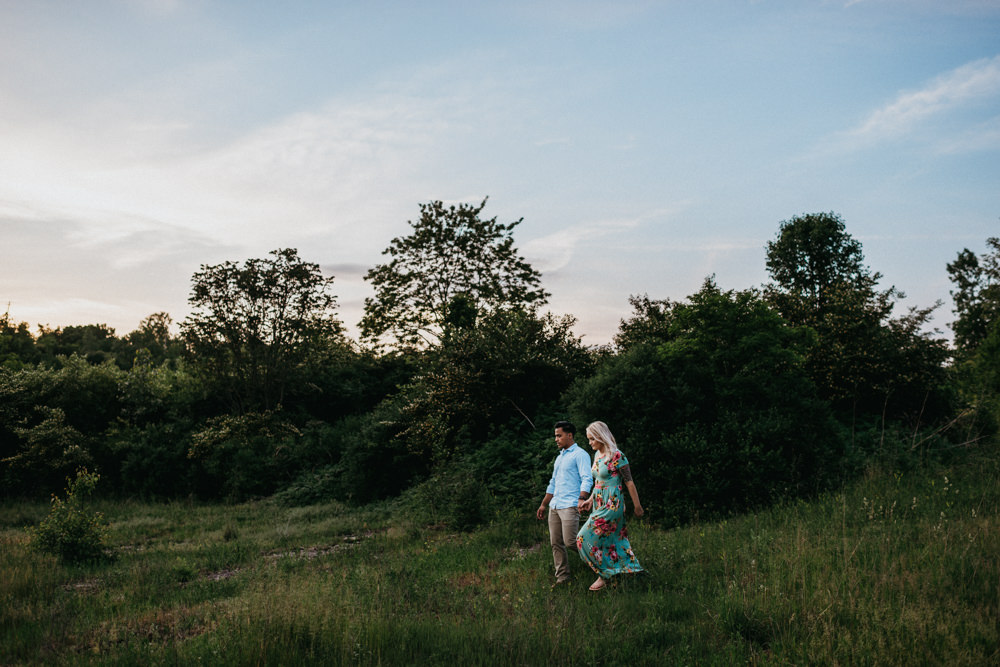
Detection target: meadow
<box><xmin>2</xmin><ymin>449</ymin><xmax>998</xmax><ymax>666</ymax></box>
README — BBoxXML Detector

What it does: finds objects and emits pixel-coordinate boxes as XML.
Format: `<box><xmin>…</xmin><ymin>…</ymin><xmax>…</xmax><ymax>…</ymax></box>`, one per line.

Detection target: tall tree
<box><xmin>947</xmin><ymin>237</ymin><xmax>1000</xmax><ymax>353</ymax></box>
<box><xmin>765</xmin><ymin>212</ymin><xmax>882</xmax><ymax>324</ymax></box>
<box><xmin>181</xmin><ymin>248</ymin><xmax>343</xmax><ymax>414</ymax></box>
<box><xmin>764</xmin><ymin>212</ymin><xmax>948</xmax><ymax>421</ymax></box>
<box><xmin>360</xmin><ymin>199</ymin><xmax>549</xmax><ymax>348</ymax></box>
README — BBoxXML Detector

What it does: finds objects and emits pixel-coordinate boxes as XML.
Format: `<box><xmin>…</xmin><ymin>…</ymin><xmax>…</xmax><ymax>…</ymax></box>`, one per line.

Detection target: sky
<box><xmin>2</xmin><ymin>0</ymin><xmax>999</xmax><ymax>346</ymax></box>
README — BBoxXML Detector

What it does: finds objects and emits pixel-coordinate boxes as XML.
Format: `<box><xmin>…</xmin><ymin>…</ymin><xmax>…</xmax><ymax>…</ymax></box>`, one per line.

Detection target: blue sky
<box><xmin>2</xmin><ymin>1</ymin><xmax>999</xmax><ymax>344</ymax></box>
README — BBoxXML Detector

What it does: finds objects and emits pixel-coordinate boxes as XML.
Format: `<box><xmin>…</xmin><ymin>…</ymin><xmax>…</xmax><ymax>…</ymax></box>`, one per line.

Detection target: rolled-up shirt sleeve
<box><xmin>545</xmin><ymin>473</ymin><xmax>556</xmax><ymax>496</ymax></box>
<box><xmin>577</xmin><ymin>451</ymin><xmax>594</xmax><ymax>493</ymax></box>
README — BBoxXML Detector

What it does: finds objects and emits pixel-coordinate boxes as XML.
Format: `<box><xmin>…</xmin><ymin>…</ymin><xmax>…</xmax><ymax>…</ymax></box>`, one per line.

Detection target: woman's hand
<box><xmin>578</xmin><ymin>497</ymin><xmax>593</xmax><ymax>512</ymax></box>
<box><xmin>633</xmin><ymin>503</ymin><xmax>644</xmax><ymax>517</ymax></box>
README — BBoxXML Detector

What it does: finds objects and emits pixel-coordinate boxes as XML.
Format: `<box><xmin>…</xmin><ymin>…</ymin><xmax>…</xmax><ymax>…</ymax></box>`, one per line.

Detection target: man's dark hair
<box><xmin>554</xmin><ymin>420</ymin><xmax>576</xmax><ymax>435</ymax></box>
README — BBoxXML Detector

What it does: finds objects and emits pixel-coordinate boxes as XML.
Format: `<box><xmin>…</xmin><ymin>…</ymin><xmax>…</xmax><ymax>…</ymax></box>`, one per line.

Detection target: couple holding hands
<box><xmin>536</xmin><ymin>420</ymin><xmax>644</xmax><ymax>591</ymax></box>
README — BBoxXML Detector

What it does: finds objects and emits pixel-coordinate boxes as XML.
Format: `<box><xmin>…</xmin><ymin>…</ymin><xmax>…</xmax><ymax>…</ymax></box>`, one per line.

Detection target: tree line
<box><xmin>2</xmin><ymin>202</ymin><xmax>998</xmax><ymax>529</ymax></box>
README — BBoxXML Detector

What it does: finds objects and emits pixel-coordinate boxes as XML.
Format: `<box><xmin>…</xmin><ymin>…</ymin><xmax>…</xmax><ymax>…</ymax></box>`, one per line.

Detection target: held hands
<box><xmin>578</xmin><ymin>497</ymin><xmax>593</xmax><ymax>512</ymax></box>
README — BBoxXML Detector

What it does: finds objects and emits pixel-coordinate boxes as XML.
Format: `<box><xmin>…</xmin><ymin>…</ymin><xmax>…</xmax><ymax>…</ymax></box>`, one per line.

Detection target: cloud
<box><xmin>522</xmin><ymin>207</ymin><xmax>681</xmax><ymax>274</ymax></box>
<box><xmin>841</xmin><ymin>55</ymin><xmax>1000</xmax><ymax>147</ymax></box>
<box><xmin>321</xmin><ymin>263</ymin><xmax>370</xmax><ymax>282</ymax></box>
<box><xmin>937</xmin><ymin>114</ymin><xmax>1000</xmax><ymax>153</ymax></box>
<box><xmin>0</xmin><ymin>87</ymin><xmax>464</xmax><ymax>263</ymax></box>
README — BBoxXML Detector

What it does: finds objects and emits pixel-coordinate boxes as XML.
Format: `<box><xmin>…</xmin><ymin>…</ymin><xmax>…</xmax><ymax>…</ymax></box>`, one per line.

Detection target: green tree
<box><xmin>0</xmin><ymin>310</ymin><xmax>37</xmax><ymax>369</ymax></box>
<box><xmin>614</xmin><ymin>294</ymin><xmax>677</xmax><ymax>351</ymax></box>
<box><xmin>120</xmin><ymin>312</ymin><xmax>184</xmax><ymax>368</ymax></box>
<box><xmin>765</xmin><ymin>212</ymin><xmax>873</xmax><ymax>317</ymax></box>
<box><xmin>0</xmin><ymin>356</ymin><xmax>124</xmax><ymax>496</ymax></box>
<box><xmin>395</xmin><ymin>305</ymin><xmax>588</xmax><ymax>463</ymax></box>
<box><xmin>568</xmin><ymin>280</ymin><xmax>843</xmax><ymax>526</ymax></box>
<box><xmin>764</xmin><ymin>212</ymin><xmax>948</xmax><ymax>422</ymax></box>
<box><xmin>947</xmin><ymin>237</ymin><xmax>1000</xmax><ymax>354</ymax></box>
<box><xmin>181</xmin><ymin>248</ymin><xmax>344</xmax><ymax>414</ymax></box>
<box><xmin>360</xmin><ymin>199</ymin><xmax>549</xmax><ymax>348</ymax></box>
<box><xmin>34</xmin><ymin>323</ymin><xmax>123</xmax><ymax>367</ymax></box>
<box><xmin>3</xmin><ymin>407</ymin><xmax>90</xmax><ymax>496</ymax></box>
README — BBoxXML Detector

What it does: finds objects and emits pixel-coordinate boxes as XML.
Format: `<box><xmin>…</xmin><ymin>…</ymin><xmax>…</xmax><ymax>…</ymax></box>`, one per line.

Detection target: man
<box><xmin>536</xmin><ymin>420</ymin><xmax>594</xmax><ymax>586</ymax></box>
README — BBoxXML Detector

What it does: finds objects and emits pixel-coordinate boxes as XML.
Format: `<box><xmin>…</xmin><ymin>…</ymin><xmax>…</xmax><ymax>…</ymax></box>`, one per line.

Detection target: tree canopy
<box><xmin>181</xmin><ymin>248</ymin><xmax>343</xmax><ymax>414</ymax></box>
<box><xmin>947</xmin><ymin>237</ymin><xmax>1000</xmax><ymax>353</ymax></box>
<box><xmin>360</xmin><ymin>199</ymin><xmax>549</xmax><ymax>348</ymax></box>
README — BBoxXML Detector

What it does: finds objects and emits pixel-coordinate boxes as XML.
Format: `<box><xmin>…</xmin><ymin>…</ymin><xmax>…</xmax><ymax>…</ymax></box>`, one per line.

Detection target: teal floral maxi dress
<box><xmin>576</xmin><ymin>450</ymin><xmax>643</xmax><ymax>579</ymax></box>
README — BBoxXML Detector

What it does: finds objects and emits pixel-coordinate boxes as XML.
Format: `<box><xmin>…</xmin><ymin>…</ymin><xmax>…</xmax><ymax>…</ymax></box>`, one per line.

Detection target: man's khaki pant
<box><xmin>548</xmin><ymin>507</ymin><xmax>580</xmax><ymax>583</ymax></box>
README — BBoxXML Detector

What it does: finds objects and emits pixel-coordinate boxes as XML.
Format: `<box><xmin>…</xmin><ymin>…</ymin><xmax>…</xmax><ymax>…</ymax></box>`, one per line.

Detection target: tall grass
<box><xmin>2</xmin><ymin>449</ymin><xmax>997</xmax><ymax>665</ymax></box>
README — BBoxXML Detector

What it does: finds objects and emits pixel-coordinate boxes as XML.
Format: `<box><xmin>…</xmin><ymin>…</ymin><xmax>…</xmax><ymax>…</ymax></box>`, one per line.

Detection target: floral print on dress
<box><xmin>577</xmin><ymin>451</ymin><xmax>643</xmax><ymax>579</ymax></box>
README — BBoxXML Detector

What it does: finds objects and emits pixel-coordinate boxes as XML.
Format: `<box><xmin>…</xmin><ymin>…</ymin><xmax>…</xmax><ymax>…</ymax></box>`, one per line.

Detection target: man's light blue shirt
<box><xmin>545</xmin><ymin>443</ymin><xmax>594</xmax><ymax>509</ymax></box>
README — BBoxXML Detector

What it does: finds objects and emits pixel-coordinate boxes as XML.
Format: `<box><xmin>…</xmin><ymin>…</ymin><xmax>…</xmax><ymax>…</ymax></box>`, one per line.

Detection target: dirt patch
<box><xmin>264</xmin><ymin>531</ymin><xmax>375</xmax><ymax>560</ymax></box>
<box><xmin>201</xmin><ymin>568</ymin><xmax>241</xmax><ymax>582</ymax></box>
<box><xmin>452</xmin><ymin>572</ymin><xmax>484</xmax><ymax>588</ymax></box>
<box><xmin>63</xmin><ymin>578</ymin><xmax>101</xmax><ymax>594</ymax></box>
<box><xmin>508</xmin><ymin>543</ymin><xmax>542</xmax><ymax>559</ymax></box>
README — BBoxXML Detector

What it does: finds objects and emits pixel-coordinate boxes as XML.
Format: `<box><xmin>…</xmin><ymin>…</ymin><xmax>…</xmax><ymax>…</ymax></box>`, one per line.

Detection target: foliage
<box><xmin>392</xmin><ymin>306</ymin><xmax>590</xmax><ymax>464</ymax></box>
<box><xmin>121</xmin><ymin>312</ymin><xmax>185</xmax><ymax>368</ymax></box>
<box><xmin>28</xmin><ymin>468</ymin><xmax>109</xmax><ymax>563</ymax></box>
<box><xmin>613</xmin><ymin>294</ymin><xmax>677</xmax><ymax>351</ymax></box>
<box><xmin>5</xmin><ymin>407</ymin><xmax>91</xmax><ymax>496</ymax></box>
<box><xmin>106</xmin><ymin>421</ymin><xmax>196</xmax><ymax>499</ymax></box>
<box><xmin>764</xmin><ymin>212</ymin><xmax>950</xmax><ymax>423</ymax></box>
<box><xmin>0</xmin><ymin>356</ymin><xmax>124</xmax><ymax>496</ymax></box>
<box><xmin>404</xmin><ymin>456</ymin><xmax>493</xmax><ymax>531</ymax></box>
<box><xmin>360</xmin><ymin>199</ymin><xmax>549</xmax><ymax>348</ymax></box>
<box><xmin>568</xmin><ymin>280</ymin><xmax>844</xmax><ymax>526</ymax></box>
<box><xmin>283</xmin><ymin>341</ymin><xmax>416</xmax><ymax>425</ymax></box>
<box><xmin>466</xmin><ymin>417</ymin><xmax>562</xmax><ymax>505</ymax></box>
<box><xmin>182</xmin><ymin>248</ymin><xmax>344</xmax><ymax>414</ymax></box>
<box><xmin>34</xmin><ymin>323</ymin><xmax>122</xmax><ymax>367</ymax></box>
<box><xmin>764</xmin><ymin>212</ymin><xmax>872</xmax><ymax>310</ymax></box>
<box><xmin>187</xmin><ymin>411</ymin><xmax>304</xmax><ymax>501</ymax></box>
<box><xmin>947</xmin><ymin>237</ymin><xmax>1000</xmax><ymax>354</ymax></box>
<box><xmin>0</xmin><ymin>310</ymin><xmax>35</xmax><ymax>369</ymax></box>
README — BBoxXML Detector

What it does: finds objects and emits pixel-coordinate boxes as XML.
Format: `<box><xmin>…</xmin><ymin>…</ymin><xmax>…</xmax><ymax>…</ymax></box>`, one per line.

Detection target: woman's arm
<box><xmin>625</xmin><ymin>480</ymin><xmax>644</xmax><ymax>517</ymax></box>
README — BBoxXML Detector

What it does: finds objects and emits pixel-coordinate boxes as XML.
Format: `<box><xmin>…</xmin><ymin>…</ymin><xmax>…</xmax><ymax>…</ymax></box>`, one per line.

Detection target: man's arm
<box><xmin>536</xmin><ymin>492</ymin><xmax>554</xmax><ymax>520</ymax></box>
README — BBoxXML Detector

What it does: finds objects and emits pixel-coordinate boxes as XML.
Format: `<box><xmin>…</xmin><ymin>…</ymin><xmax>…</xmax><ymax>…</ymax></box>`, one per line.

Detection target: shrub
<box><xmin>5</xmin><ymin>406</ymin><xmax>91</xmax><ymax>497</ymax></box>
<box><xmin>30</xmin><ymin>468</ymin><xmax>109</xmax><ymax>563</ymax></box>
<box><xmin>275</xmin><ymin>464</ymin><xmax>342</xmax><ymax>506</ymax></box>
<box><xmin>404</xmin><ymin>456</ymin><xmax>492</xmax><ymax>531</ymax></box>
<box><xmin>567</xmin><ymin>282</ymin><xmax>845</xmax><ymax>526</ymax></box>
<box><xmin>187</xmin><ymin>411</ymin><xmax>302</xmax><ymax>501</ymax></box>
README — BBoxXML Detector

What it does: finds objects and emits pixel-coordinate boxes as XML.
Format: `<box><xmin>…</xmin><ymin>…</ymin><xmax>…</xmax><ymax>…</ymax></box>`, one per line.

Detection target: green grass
<box><xmin>3</xmin><ymin>451</ymin><xmax>998</xmax><ymax>666</ymax></box>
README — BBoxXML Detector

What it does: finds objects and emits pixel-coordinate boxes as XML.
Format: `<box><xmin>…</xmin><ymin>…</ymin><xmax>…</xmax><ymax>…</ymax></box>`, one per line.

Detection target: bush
<box><xmin>106</xmin><ymin>421</ymin><xmax>195</xmax><ymax>499</ymax></box>
<box><xmin>275</xmin><ymin>464</ymin><xmax>343</xmax><ymax>506</ymax></box>
<box><xmin>187</xmin><ymin>411</ymin><xmax>302</xmax><ymax>501</ymax></box>
<box><xmin>404</xmin><ymin>456</ymin><xmax>492</xmax><ymax>531</ymax></box>
<box><xmin>30</xmin><ymin>468</ymin><xmax>109</xmax><ymax>563</ymax></box>
<box><xmin>567</xmin><ymin>282</ymin><xmax>845</xmax><ymax>526</ymax></box>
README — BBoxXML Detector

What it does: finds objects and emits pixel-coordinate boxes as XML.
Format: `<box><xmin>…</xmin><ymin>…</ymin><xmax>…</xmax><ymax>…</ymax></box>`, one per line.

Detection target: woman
<box><xmin>576</xmin><ymin>421</ymin><xmax>644</xmax><ymax>591</ymax></box>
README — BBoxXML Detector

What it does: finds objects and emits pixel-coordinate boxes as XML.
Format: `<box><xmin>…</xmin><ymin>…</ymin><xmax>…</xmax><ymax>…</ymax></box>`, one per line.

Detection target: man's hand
<box><xmin>536</xmin><ymin>505</ymin><xmax>547</xmax><ymax>520</ymax></box>
<box><xmin>578</xmin><ymin>497</ymin><xmax>593</xmax><ymax>512</ymax></box>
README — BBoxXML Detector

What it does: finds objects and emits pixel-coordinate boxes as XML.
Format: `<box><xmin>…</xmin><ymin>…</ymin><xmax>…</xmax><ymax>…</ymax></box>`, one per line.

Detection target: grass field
<box><xmin>2</xmin><ymin>450</ymin><xmax>998</xmax><ymax>666</ymax></box>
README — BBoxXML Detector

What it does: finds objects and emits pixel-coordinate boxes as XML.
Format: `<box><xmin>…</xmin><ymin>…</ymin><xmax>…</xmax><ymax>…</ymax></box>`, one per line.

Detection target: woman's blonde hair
<box><xmin>586</xmin><ymin>420</ymin><xmax>619</xmax><ymax>455</ymax></box>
